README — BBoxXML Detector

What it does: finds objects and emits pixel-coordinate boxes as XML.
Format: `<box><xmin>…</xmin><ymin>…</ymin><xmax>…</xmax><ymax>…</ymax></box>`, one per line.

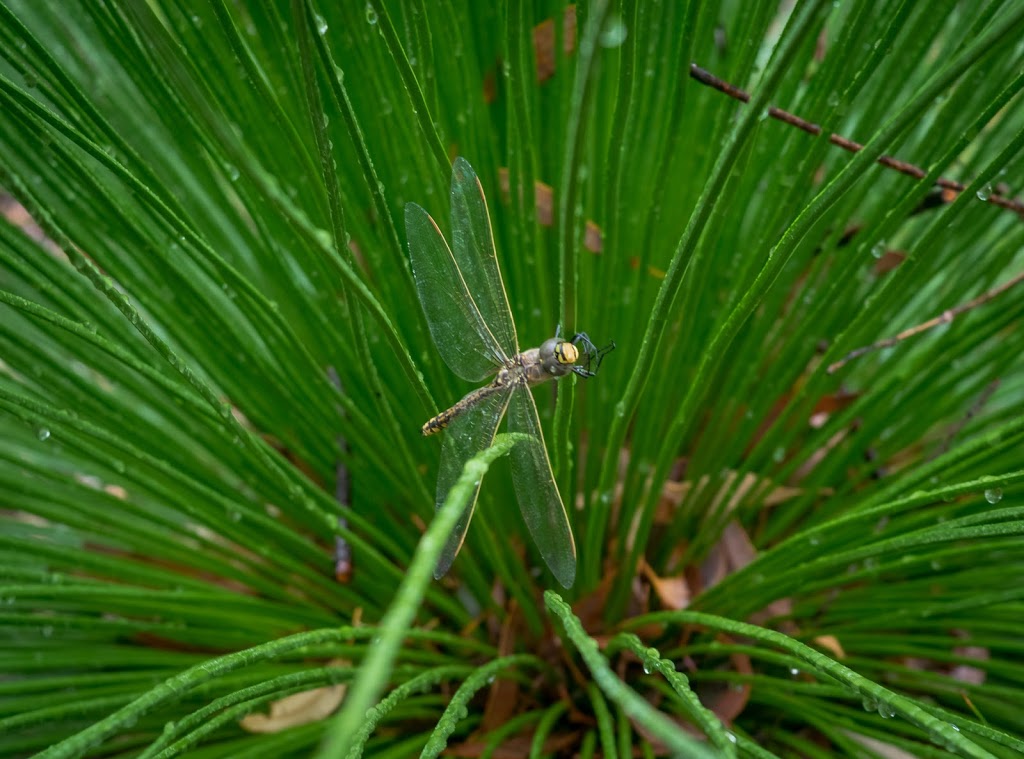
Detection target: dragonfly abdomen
<box><xmin>421</xmin><ymin>382</ymin><xmax>508</xmax><ymax>436</ymax></box>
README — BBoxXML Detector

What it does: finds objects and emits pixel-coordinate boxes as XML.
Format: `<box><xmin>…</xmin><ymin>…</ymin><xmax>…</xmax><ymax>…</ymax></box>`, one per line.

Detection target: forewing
<box><xmin>433</xmin><ymin>386</ymin><xmax>513</xmax><ymax>579</ymax></box>
<box><xmin>506</xmin><ymin>386</ymin><xmax>577</xmax><ymax>588</ymax></box>
<box><xmin>449</xmin><ymin>157</ymin><xmax>519</xmax><ymax>360</ymax></box>
<box><xmin>406</xmin><ymin>202</ymin><xmax>505</xmax><ymax>381</ymax></box>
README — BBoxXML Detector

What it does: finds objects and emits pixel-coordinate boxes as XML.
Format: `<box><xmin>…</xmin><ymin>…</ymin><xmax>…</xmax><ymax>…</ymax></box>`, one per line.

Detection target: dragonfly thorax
<box><xmin>508</xmin><ymin>337</ymin><xmax>580</xmax><ymax>386</ymax></box>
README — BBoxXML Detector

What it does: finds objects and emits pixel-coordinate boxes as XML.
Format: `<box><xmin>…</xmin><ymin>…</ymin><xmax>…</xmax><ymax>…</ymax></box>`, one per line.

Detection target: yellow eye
<box><xmin>556</xmin><ymin>342</ymin><xmax>579</xmax><ymax>365</ymax></box>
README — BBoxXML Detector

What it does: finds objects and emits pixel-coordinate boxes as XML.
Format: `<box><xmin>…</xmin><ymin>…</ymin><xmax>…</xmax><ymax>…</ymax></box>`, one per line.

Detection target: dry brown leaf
<box><xmin>698</xmin><ymin>639</ymin><xmax>752</xmax><ymax>724</ymax></box>
<box><xmin>630</xmin><ymin>711</ymin><xmax>705</xmax><ymax>753</ymax></box>
<box><xmin>698</xmin><ymin>542</ymin><xmax>728</xmax><ymax>592</ymax></box>
<box><xmin>531</xmin><ymin>176</ymin><xmax>554</xmax><ymax>226</ymax></box>
<box><xmin>845</xmin><ymin>731</ymin><xmax>919</xmax><ymax>759</ymax></box>
<box><xmin>794</xmin><ymin>425</ymin><xmax>851</xmax><ymax>480</ymax></box>
<box><xmin>813</xmin><ymin>634</ymin><xmax>846</xmax><ymax>659</ymax></box>
<box><xmin>719</xmin><ymin>520</ymin><xmax>757</xmax><ymax>571</ymax></box>
<box><xmin>497</xmin><ymin>168</ymin><xmax>603</xmax><ymax>252</ymax></box>
<box><xmin>640</xmin><ymin>558</ymin><xmax>690</xmax><ymax>610</ymax></box>
<box><xmin>950</xmin><ymin>643</ymin><xmax>989</xmax><ymax>685</ymax></box>
<box><xmin>661</xmin><ymin>470</ymin><xmax>804</xmax><ymax>527</ymax></box>
<box><xmin>532</xmin><ymin>5</ymin><xmax>577</xmax><ymax>83</ymax></box>
<box><xmin>873</xmin><ymin>249</ymin><xmax>907</xmax><ymax>276</ymax></box>
<box><xmin>450</xmin><ymin>731</ymin><xmax>580</xmax><ymax>758</ymax></box>
<box><xmin>809</xmin><ymin>389</ymin><xmax>862</xmax><ymax>429</ymax></box>
<box><xmin>480</xmin><ymin>603</ymin><xmax>523</xmax><ymax>730</ymax></box>
<box><xmin>749</xmin><ymin>595</ymin><xmax>794</xmax><ymax>627</ymax></box>
<box><xmin>239</xmin><ymin>659</ymin><xmax>348</xmax><ymax>733</ymax></box>
<box><xmin>584</xmin><ymin>220</ymin><xmax>603</xmax><ymax>252</ymax></box>
<box><xmin>572</xmin><ymin>570</ymin><xmax>620</xmax><ymax>636</ymax></box>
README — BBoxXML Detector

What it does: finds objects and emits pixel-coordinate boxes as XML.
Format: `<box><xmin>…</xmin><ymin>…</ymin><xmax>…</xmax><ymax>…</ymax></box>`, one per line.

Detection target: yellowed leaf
<box><xmin>239</xmin><ymin>659</ymin><xmax>348</xmax><ymax>733</ymax></box>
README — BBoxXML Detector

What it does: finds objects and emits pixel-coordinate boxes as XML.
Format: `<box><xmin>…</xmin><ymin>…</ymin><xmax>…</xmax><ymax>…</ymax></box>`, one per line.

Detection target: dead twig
<box><xmin>827</xmin><ymin>270</ymin><xmax>1024</xmax><ymax>372</ymax></box>
<box><xmin>689</xmin><ymin>63</ymin><xmax>1024</xmax><ymax>218</ymax></box>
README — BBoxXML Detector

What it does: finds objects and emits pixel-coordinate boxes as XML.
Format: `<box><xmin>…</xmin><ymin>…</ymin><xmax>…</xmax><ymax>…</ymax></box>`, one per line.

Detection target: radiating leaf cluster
<box><xmin>1</xmin><ymin>0</ymin><xmax>1023</xmax><ymax>757</ymax></box>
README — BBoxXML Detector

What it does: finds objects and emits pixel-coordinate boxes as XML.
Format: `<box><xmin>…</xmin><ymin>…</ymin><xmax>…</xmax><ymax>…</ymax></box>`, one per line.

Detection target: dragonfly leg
<box><xmin>570</xmin><ymin>333</ymin><xmax>616</xmax><ymax>377</ymax></box>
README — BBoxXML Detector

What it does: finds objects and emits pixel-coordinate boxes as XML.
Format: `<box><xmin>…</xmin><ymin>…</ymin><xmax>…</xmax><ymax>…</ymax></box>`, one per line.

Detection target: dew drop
<box><xmin>314</xmin><ymin>14</ymin><xmax>328</xmax><ymax>34</ymax></box>
<box><xmin>976</xmin><ymin>183</ymin><xmax>992</xmax><ymax>201</ymax></box>
<box><xmin>870</xmin><ymin>241</ymin><xmax>885</xmax><ymax>258</ymax></box>
<box><xmin>365</xmin><ymin>4</ymin><xmax>378</xmax><ymax>25</ymax></box>
<box><xmin>599</xmin><ymin>16</ymin><xmax>627</xmax><ymax>48</ymax></box>
<box><xmin>877</xmin><ymin>702</ymin><xmax>895</xmax><ymax>719</ymax></box>
<box><xmin>36</xmin><ymin>427</ymin><xmax>51</xmax><ymax>441</ymax></box>
<box><xmin>984</xmin><ymin>488</ymin><xmax>1002</xmax><ymax>504</ymax></box>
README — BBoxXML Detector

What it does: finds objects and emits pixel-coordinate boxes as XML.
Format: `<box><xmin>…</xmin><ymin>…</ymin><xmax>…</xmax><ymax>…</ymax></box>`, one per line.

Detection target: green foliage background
<box><xmin>2</xmin><ymin>0</ymin><xmax>1024</xmax><ymax>756</ymax></box>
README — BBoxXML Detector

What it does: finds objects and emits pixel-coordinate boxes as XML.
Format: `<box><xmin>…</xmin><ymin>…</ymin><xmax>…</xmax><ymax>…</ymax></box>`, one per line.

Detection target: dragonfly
<box><xmin>405</xmin><ymin>157</ymin><xmax>614</xmax><ymax>588</ymax></box>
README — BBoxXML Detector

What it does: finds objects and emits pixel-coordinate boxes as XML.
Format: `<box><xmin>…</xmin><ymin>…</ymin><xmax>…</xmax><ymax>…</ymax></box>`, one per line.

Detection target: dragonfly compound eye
<box><xmin>555</xmin><ymin>341</ymin><xmax>579</xmax><ymax>365</ymax></box>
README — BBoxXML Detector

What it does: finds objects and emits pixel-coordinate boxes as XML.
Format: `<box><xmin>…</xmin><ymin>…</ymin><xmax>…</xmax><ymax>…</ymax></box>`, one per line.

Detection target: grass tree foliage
<box><xmin>1</xmin><ymin>0</ymin><xmax>1023</xmax><ymax>756</ymax></box>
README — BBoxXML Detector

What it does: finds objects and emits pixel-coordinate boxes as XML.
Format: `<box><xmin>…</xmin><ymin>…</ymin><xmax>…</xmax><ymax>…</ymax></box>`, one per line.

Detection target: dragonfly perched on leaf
<box><xmin>406</xmin><ymin>157</ymin><xmax>614</xmax><ymax>588</ymax></box>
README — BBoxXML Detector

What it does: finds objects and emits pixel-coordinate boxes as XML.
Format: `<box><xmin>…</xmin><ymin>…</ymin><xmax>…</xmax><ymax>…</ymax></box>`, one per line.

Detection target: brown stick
<box><xmin>827</xmin><ymin>270</ymin><xmax>1024</xmax><ymax>373</ymax></box>
<box><xmin>689</xmin><ymin>63</ymin><xmax>1024</xmax><ymax>218</ymax></box>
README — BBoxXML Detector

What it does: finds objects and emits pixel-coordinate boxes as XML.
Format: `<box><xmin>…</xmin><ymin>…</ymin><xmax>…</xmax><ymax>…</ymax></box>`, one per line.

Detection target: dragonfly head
<box><xmin>541</xmin><ymin>332</ymin><xmax>616</xmax><ymax>378</ymax></box>
<box><xmin>539</xmin><ymin>337</ymin><xmax>580</xmax><ymax>377</ymax></box>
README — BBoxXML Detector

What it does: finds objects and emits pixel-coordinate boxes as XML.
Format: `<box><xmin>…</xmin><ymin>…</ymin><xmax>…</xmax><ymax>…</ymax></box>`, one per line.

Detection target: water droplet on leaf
<box><xmin>599</xmin><ymin>16</ymin><xmax>628</xmax><ymax>47</ymax></box>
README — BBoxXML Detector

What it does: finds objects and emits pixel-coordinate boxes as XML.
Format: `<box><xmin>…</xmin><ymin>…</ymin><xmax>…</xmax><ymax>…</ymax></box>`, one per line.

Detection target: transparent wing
<box><xmin>406</xmin><ymin>202</ymin><xmax>506</xmax><ymax>382</ymax></box>
<box><xmin>433</xmin><ymin>386</ymin><xmax>513</xmax><ymax>579</ymax></box>
<box><xmin>506</xmin><ymin>385</ymin><xmax>577</xmax><ymax>588</ymax></box>
<box><xmin>449</xmin><ymin>157</ymin><xmax>519</xmax><ymax>360</ymax></box>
